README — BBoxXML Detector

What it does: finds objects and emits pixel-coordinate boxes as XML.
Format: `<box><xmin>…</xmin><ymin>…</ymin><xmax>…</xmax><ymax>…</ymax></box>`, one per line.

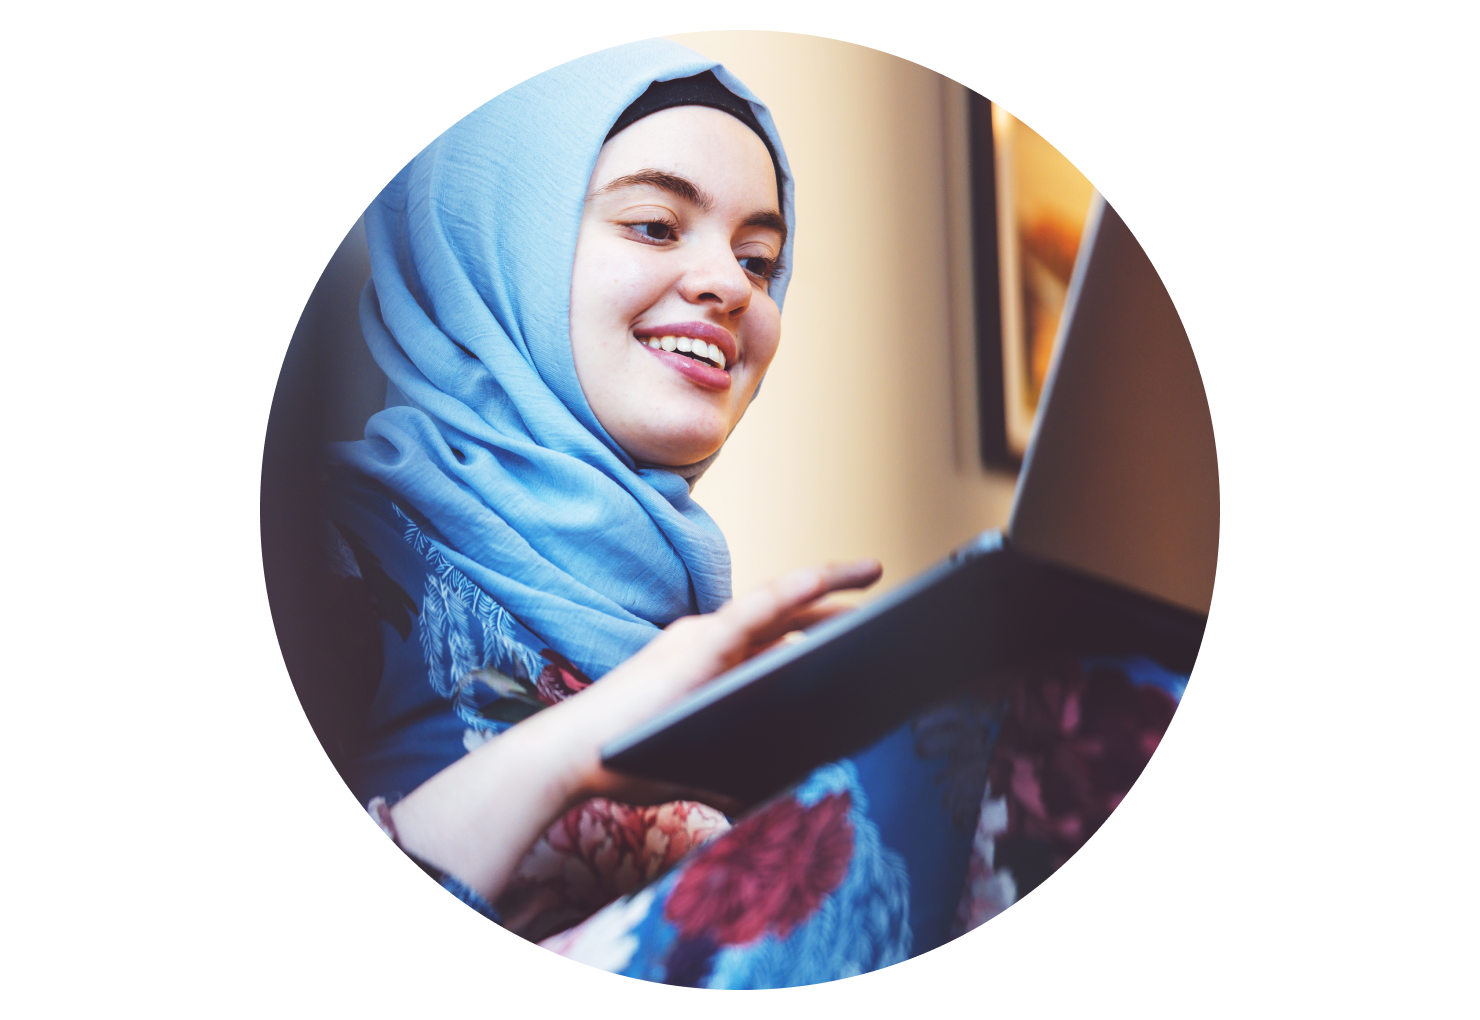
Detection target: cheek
<box><xmin>571</xmin><ymin>241</ymin><xmax>668</xmax><ymax>331</ymax></box>
<box><xmin>742</xmin><ymin>297</ymin><xmax>783</xmax><ymax>374</ymax></box>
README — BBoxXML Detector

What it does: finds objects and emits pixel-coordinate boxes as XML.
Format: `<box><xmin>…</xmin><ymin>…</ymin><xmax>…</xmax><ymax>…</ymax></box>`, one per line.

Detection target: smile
<box><xmin>636</xmin><ymin>334</ymin><xmax>727</xmax><ymax>370</ymax></box>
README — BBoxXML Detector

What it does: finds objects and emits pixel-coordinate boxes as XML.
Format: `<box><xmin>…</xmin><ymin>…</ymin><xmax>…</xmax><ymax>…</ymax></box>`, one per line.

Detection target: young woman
<box><xmin>277</xmin><ymin>38</ymin><xmax>1186</xmax><ymax>988</ymax></box>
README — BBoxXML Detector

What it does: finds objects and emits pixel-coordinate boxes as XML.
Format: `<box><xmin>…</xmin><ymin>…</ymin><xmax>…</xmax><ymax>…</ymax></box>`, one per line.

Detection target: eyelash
<box><xmin>623</xmin><ymin>219</ymin><xmax>785</xmax><ymax>282</ymax></box>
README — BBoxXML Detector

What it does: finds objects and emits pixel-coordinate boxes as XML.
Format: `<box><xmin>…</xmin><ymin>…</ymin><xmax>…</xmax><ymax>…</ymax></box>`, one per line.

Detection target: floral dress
<box><xmin>309</xmin><ymin>474</ymin><xmax>1186</xmax><ymax>988</ymax></box>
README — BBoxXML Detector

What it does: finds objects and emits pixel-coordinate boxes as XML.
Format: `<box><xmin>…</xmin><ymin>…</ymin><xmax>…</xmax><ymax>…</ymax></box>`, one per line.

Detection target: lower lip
<box><xmin>639</xmin><ymin>344</ymin><xmax>732</xmax><ymax>391</ymax></box>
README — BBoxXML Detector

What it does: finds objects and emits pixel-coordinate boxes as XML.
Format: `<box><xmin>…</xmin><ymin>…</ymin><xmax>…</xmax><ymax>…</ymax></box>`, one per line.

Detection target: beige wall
<box><xmin>671</xmin><ymin>32</ymin><xmax>1017</xmax><ymax>601</ymax></box>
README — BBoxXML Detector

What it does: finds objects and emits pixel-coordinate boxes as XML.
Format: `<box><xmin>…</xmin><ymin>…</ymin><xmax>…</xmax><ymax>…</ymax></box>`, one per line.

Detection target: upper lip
<box><xmin>632</xmin><ymin>321</ymin><xmax>738</xmax><ymax>366</ymax></box>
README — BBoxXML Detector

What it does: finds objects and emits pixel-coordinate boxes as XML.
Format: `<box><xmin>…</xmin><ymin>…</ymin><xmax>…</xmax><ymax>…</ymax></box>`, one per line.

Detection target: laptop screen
<box><xmin>1007</xmin><ymin>199</ymin><xmax>1219</xmax><ymax>615</ymax></box>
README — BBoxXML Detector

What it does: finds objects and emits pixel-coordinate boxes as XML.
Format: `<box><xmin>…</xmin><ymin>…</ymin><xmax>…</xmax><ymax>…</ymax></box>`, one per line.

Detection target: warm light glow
<box><xmin>992</xmin><ymin>104</ymin><xmax>1097</xmax><ymax>455</ymax></box>
<box><xmin>667</xmin><ymin>32</ymin><xmax>1018</xmax><ymax>600</ymax></box>
<box><xmin>994</xmin><ymin>100</ymin><xmax>1018</xmax><ymax>138</ymax></box>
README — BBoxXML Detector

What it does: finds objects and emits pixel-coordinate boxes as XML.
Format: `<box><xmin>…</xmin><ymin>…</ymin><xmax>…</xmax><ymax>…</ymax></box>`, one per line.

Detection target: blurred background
<box><xmin>281</xmin><ymin>31</ymin><xmax>1103</xmax><ymax>603</ymax></box>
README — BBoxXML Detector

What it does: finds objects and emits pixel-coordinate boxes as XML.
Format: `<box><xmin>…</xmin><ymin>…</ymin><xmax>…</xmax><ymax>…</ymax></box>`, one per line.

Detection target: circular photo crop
<box><xmin>261</xmin><ymin>31</ymin><xmax>1218</xmax><ymax>988</ymax></box>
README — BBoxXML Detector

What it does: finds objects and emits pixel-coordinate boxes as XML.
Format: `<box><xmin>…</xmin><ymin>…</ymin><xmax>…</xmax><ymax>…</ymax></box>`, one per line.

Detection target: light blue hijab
<box><xmin>334</xmin><ymin>39</ymin><xmax>796</xmax><ymax>679</ymax></box>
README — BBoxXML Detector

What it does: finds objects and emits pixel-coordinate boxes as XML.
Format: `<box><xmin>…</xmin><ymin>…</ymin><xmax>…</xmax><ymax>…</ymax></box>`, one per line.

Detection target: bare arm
<box><xmin>388</xmin><ymin>558</ymin><xmax>883</xmax><ymax>903</ymax></box>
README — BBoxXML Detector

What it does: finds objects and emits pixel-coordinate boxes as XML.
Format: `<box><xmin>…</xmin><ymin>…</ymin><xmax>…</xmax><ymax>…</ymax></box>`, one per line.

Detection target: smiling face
<box><xmin>569</xmin><ymin>105</ymin><xmax>786</xmax><ymax>467</ymax></box>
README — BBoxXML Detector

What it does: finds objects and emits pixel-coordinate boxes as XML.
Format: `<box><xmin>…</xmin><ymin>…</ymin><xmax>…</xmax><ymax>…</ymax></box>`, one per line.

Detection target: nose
<box><xmin>678</xmin><ymin>237</ymin><xmax>752</xmax><ymax>317</ymax></box>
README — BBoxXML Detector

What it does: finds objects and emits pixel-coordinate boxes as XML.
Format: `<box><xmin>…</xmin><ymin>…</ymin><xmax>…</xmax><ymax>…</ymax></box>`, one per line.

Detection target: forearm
<box><xmin>386</xmin><ymin>559</ymin><xmax>882</xmax><ymax>904</ymax></box>
<box><xmin>382</xmin><ymin>657</ymin><xmax>731</xmax><ymax>905</ymax></box>
<box><xmin>388</xmin><ymin>704</ymin><xmax>600</xmax><ymax>903</ymax></box>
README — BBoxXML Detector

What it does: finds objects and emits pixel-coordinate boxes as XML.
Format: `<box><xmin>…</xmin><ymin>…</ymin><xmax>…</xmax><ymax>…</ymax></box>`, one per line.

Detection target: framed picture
<box><xmin>969</xmin><ymin>93</ymin><xmax>1098</xmax><ymax>468</ymax></box>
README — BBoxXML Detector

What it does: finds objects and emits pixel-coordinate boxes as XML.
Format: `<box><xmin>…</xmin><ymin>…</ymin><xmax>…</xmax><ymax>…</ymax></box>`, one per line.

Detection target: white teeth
<box><xmin>637</xmin><ymin>333</ymin><xmax>728</xmax><ymax>370</ymax></box>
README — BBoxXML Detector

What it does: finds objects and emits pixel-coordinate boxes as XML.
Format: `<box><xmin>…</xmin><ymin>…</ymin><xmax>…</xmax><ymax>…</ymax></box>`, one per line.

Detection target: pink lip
<box><xmin>632</xmin><ymin>321</ymin><xmax>738</xmax><ymax>367</ymax></box>
<box><xmin>637</xmin><ymin>345</ymin><xmax>733</xmax><ymax>392</ymax></box>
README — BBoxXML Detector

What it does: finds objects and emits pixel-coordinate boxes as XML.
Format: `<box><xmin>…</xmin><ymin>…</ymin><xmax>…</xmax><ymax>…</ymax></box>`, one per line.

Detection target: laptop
<box><xmin>600</xmin><ymin>198</ymin><xmax>1219</xmax><ymax>804</ymax></box>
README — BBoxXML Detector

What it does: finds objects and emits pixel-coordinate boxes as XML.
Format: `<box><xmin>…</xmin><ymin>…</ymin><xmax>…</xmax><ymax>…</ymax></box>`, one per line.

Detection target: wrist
<box><xmin>372</xmin><ymin>796</ymin><xmax>452</xmax><ymax>881</ymax></box>
<box><xmin>512</xmin><ymin>697</ymin><xmax>609</xmax><ymax>810</ymax></box>
<box><xmin>385</xmin><ymin>714</ymin><xmax>597</xmax><ymax>902</ymax></box>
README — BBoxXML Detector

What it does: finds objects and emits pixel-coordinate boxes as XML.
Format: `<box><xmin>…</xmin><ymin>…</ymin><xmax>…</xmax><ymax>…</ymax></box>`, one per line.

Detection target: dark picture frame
<box><xmin>967</xmin><ymin>92</ymin><xmax>1012</xmax><ymax>470</ymax></box>
<box><xmin>969</xmin><ymin>92</ymin><xmax>1098</xmax><ymax>473</ymax></box>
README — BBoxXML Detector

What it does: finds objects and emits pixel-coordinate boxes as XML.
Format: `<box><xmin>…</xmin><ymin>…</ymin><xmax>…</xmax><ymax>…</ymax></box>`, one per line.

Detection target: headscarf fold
<box><xmin>333</xmin><ymin>39</ymin><xmax>796</xmax><ymax>678</ymax></box>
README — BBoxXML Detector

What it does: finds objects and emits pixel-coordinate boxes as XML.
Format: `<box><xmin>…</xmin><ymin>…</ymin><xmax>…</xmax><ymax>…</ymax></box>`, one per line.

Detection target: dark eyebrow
<box><xmin>594</xmin><ymin>169</ymin><xmax>713</xmax><ymax>211</ymax></box>
<box><xmin>593</xmin><ymin>167</ymin><xmax>788</xmax><ymax>247</ymax></box>
<box><xmin>741</xmin><ymin>209</ymin><xmax>788</xmax><ymax>249</ymax></box>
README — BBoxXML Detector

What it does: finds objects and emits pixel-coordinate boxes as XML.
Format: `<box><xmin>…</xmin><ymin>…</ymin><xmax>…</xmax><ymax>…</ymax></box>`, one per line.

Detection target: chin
<box><xmin>628</xmin><ymin>418</ymin><xmax>729</xmax><ymax>468</ymax></box>
<box><xmin>596</xmin><ymin>400</ymin><xmax>730</xmax><ymax>465</ymax></box>
<box><xmin>647</xmin><ymin>439</ymin><xmax>725</xmax><ymax>468</ymax></box>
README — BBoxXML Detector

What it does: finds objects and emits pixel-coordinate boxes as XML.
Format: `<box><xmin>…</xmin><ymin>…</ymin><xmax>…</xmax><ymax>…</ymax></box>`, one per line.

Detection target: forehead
<box><xmin>589</xmin><ymin>105</ymin><xmax>779</xmax><ymax>210</ymax></box>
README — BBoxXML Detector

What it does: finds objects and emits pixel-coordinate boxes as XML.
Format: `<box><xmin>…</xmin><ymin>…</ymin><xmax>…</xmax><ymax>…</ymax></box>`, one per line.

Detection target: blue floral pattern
<box><xmin>325</xmin><ymin>479</ymin><xmax>1187</xmax><ymax>987</ymax></box>
<box><xmin>393</xmin><ymin>504</ymin><xmax>546</xmax><ymax>733</ymax></box>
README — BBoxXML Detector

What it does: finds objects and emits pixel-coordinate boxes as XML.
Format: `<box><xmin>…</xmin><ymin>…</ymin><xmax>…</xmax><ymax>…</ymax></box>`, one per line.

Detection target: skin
<box><xmin>390</xmin><ymin>106</ymin><xmax>882</xmax><ymax>905</ymax></box>
<box><xmin>392</xmin><ymin>559</ymin><xmax>881</xmax><ymax>902</ymax></box>
<box><xmin>569</xmin><ymin>105</ymin><xmax>786</xmax><ymax>466</ymax></box>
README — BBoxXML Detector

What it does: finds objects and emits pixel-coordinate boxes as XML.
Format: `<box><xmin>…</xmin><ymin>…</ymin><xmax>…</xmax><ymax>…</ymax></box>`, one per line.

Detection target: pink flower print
<box><xmin>664</xmin><ymin>792</ymin><xmax>854</xmax><ymax>947</ymax></box>
<box><xmin>500</xmin><ymin>798</ymin><xmax>730</xmax><ymax>942</ymax></box>
<box><xmin>534</xmin><ymin>648</ymin><xmax>593</xmax><ymax>705</ymax></box>
<box><xmin>986</xmin><ymin>657</ymin><xmax>1178</xmax><ymax>881</ymax></box>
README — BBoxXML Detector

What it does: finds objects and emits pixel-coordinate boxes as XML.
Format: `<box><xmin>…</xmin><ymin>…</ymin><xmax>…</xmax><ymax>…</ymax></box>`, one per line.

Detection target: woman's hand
<box><xmin>387</xmin><ymin>559</ymin><xmax>881</xmax><ymax>903</ymax></box>
<box><xmin>558</xmin><ymin>557</ymin><xmax>885</xmax><ymax>795</ymax></box>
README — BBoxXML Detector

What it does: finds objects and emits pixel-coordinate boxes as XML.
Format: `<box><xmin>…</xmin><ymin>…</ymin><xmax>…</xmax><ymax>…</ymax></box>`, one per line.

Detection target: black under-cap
<box><xmin>606</xmin><ymin>70</ymin><xmax>785</xmax><ymax>206</ymax></box>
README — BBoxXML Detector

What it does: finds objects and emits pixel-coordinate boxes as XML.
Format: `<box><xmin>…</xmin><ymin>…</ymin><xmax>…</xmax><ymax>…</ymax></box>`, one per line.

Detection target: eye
<box><xmin>641</xmin><ymin>221</ymin><xmax>674</xmax><ymax>241</ymax></box>
<box><xmin>740</xmin><ymin>255</ymin><xmax>777</xmax><ymax>279</ymax></box>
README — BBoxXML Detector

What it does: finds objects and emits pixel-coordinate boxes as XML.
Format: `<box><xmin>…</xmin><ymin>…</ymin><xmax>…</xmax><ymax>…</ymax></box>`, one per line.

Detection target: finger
<box><xmin>785</xmin><ymin>558</ymin><xmax>883</xmax><ymax>600</ymax></box>
<box><xmin>746</xmin><ymin>599</ymin><xmax>855</xmax><ymax>648</ymax></box>
<box><xmin>747</xmin><ymin>634</ymin><xmax>788</xmax><ymax>658</ymax></box>
<box><xmin>820</xmin><ymin>557</ymin><xmax>884</xmax><ymax>591</ymax></box>
<box><xmin>720</xmin><ymin>558</ymin><xmax>881</xmax><ymax>638</ymax></box>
